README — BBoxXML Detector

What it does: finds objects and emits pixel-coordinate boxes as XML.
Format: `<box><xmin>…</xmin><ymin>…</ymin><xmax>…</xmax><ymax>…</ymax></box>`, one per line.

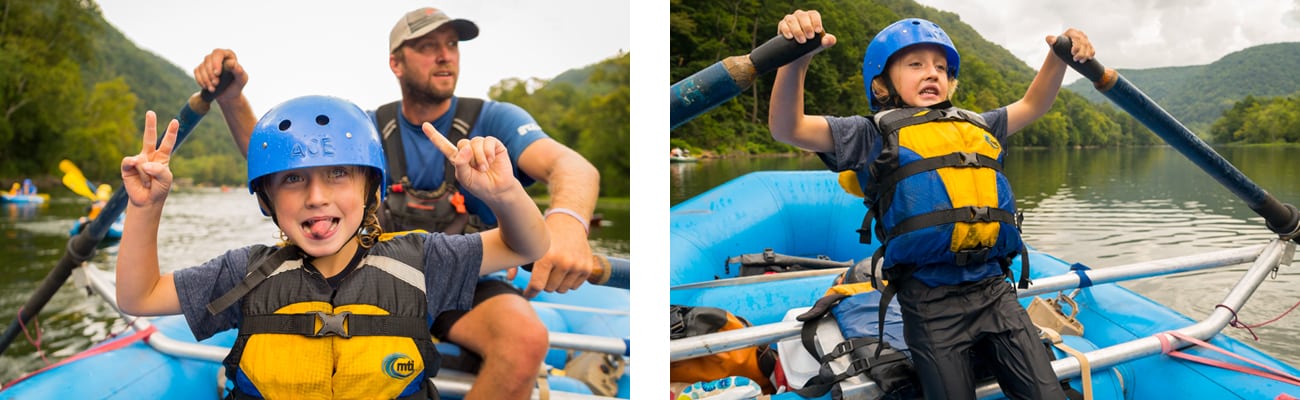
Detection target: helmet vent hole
<box><xmin>316</xmin><ymin>115</ymin><xmax>330</xmax><ymax>126</ymax></box>
<box><xmin>278</xmin><ymin>120</ymin><xmax>291</xmax><ymax>131</ymax></box>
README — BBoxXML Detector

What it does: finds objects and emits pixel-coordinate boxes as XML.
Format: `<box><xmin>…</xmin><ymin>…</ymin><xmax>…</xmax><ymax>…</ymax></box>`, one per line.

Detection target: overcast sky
<box><xmin>95</xmin><ymin>0</ymin><xmax>631</xmax><ymax>115</ymax></box>
<box><xmin>914</xmin><ymin>0</ymin><xmax>1300</xmax><ymax>84</ymax></box>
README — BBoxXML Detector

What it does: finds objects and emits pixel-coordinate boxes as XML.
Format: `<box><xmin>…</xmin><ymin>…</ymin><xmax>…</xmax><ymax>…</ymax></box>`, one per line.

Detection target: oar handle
<box><xmin>198</xmin><ymin>69</ymin><xmax>235</xmax><ymax>103</ymax></box>
<box><xmin>1050</xmin><ymin>35</ymin><xmax>1107</xmax><ymax>84</ymax></box>
<box><xmin>750</xmin><ymin>33</ymin><xmax>824</xmax><ymax>75</ymax></box>
<box><xmin>521</xmin><ymin>255</ymin><xmax>630</xmax><ymax>289</ymax></box>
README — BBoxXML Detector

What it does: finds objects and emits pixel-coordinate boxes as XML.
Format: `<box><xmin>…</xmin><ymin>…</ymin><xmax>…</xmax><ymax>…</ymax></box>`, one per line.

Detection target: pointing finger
<box><xmin>423</xmin><ymin>122</ymin><xmax>458</xmax><ymax>160</ymax></box>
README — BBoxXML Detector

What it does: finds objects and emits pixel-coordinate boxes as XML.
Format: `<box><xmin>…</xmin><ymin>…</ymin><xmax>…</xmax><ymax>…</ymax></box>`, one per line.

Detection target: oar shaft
<box><xmin>1052</xmin><ymin>36</ymin><xmax>1300</xmax><ymax>241</ymax></box>
<box><xmin>670</xmin><ymin>34</ymin><xmax>821</xmax><ymax>129</ymax></box>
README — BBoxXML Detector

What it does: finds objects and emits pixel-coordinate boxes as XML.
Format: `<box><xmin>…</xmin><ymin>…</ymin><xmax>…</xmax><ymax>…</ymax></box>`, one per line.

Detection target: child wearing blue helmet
<box><xmin>769</xmin><ymin>10</ymin><xmax>1094</xmax><ymax>400</ymax></box>
<box><xmin>116</xmin><ymin>95</ymin><xmax>547</xmax><ymax>399</ymax></box>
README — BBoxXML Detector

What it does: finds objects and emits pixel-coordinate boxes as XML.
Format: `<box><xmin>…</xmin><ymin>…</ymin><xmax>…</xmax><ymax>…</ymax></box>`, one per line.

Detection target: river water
<box><xmin>0</xmin><ymin>187</ymin><xmax>629</xmax><ymax>382</ymax></box>
<box><xmin>672</xmin><ymin>145</ymin><xmax>1300</xmax><ymax>367</ymax></box>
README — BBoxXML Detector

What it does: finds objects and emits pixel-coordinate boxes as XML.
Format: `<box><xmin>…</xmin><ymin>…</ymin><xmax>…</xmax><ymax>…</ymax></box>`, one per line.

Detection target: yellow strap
<box><xmin>824</xmin><ymin>281</ymin><xmax>876</xmax><ymax>297</ymax></box>
<box><xmin>379</xmin><ymin>229</ymin><xmax>429</xmax><ymax>241</ymax></box>
<box><xmin>1041</xmin><ymin>327</ymin><xmax>1092</xmax><ymax>400</ymax></box>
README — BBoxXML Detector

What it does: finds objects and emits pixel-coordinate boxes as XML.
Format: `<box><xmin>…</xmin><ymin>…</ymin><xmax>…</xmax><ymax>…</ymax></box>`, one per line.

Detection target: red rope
<box><xmin>1158</xmin><ymin>330</ymin><xmax>1300</xmax><ymax>387</ymax></box>
<box><xmin>16</xmin><ymin>307</ymin><xmax>47</xmax><ymax>365</ymax></box>
<box><xmin>2</xmin><ymin>324</ymin><xmax>156</xmax><ymax>389</ymax></box>
<box><xmin>1217</xmin><ymin>299</ymin><xmax>1300</xmax><ymax>341</ymax></box>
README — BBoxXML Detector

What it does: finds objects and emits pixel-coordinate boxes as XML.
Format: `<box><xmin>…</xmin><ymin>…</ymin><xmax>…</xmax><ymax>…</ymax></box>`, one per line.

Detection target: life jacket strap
<box><xmin>206</xmin><ymin>245</ymin><xmax>301</xmax><ymax>316</ymax></box>
<box><xmin>876</xmin><ymin>151</ymin><xmax>1003</xmax><ymax>197</ymax></box>
<box><xmin>240</xmin><ymin>312</ymin><xmax>430</xmax><ymax>340</ymax></box>
<box><xmin>887</xmin><ymin>206</ymin><xmax>1018</xmax><ymax>242</ymax></box>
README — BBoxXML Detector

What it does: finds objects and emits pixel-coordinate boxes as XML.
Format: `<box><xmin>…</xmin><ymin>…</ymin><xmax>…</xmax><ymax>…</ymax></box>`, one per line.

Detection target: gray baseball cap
<box><xmin>389</xmin><ymin>7</ymin><xmax>479</xmax><ymax>53</ymax></box>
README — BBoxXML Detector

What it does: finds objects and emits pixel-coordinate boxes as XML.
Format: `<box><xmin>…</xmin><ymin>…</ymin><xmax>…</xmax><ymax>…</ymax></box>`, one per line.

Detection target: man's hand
<box><xmin>121</xmin><ymin>111</ymin><xmax>178</xmax><ymax>208</ymax></box>
<box><xmin>193</xmin><ymin>48</ymin><xmax>248</xmax><ymax>103</ymax></box>
<box><xmin>519</xmin><ymin>218</ymin><xmax>594</xmax><ymax>298</ymax></box>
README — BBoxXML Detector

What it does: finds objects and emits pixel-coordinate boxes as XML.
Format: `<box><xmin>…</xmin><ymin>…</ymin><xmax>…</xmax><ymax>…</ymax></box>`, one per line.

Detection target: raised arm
<box><xmin>1005</xmin><ymin>29</ymin><xmax>1094</xmax><ymax>134</ymax></box>
<box><xmin>116</xmin><ymin>111</ymin><xmax>182</xmax><ymax>316</ymax></box>
<box><xmin>423</xmin><ymin>123</ymin><xmax>549</xmax><ymax>272</ymax></box>
<box><xmin>768</xmin><ymin>9</ymin><xmax>837</xmax><ymax>153</ymax></box>
<box><xmin>194</xmin><ymin>48</ymin><xmax>257</xmax><ymax>157</ymax></box>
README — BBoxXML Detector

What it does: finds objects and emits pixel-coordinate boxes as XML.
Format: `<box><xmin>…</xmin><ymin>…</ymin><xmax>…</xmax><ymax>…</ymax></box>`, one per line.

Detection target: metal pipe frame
<box><xmin>670</xmin><ymin>243</ymin><xmax>1270</xmax><ymax>361</ymax></box>
<box><xmin>974</xmin><ymin>238</ymin><xmax>1292</xmax><ymax>398</ymax></box>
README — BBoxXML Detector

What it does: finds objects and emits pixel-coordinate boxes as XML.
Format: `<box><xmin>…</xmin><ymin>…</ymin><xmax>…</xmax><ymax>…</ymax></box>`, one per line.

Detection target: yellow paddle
<box><xmin>58</xmin><ymin>160</ymin><xmax>98</xmax><ymax>201</ymax></box>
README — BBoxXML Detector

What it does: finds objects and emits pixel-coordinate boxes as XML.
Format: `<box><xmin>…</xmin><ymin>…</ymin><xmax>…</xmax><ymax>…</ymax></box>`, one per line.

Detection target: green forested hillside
<box><xmin>493</xmin><ymin>53</ymin><xmax>632</xmax><ymax>197</ymax></box>
<box><xmin>1066</xmin><ymin>42</ymin><xmax>1300</xmax><ymax>137</ymax></box>
<box><xmin>1</xmin><ymin>0</ymin><xmax>239</xmax><ymax>184</ymax></box>
<box><xmin>670</xmin><ymin>0</ymin><xmax>1158</xmax><ymax>154</ymax></box>
<box><xmin>3</xmin><ymin>0</ymin><xmax>630</xmax><ymax>197</ymax></box>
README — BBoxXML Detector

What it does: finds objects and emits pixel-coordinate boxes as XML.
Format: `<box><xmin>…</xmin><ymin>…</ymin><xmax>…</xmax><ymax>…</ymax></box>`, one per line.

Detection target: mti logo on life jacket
<box><xmin>983</xmin><ymin>133</ymin><xmax>1000</xmax><ymax>150</ymax></box>
<box><xmin>291</xmin><ymin>134</ymin><xmax>337</xmax><ymax>159</ymax></box>
<box><xmin>382</xmin><ymin>353</ymin><xmax>416</xmax><ymax>379</ymax></box>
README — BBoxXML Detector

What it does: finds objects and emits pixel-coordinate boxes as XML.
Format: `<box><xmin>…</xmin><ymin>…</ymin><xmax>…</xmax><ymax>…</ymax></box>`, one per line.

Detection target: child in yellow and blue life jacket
<box><xmin>768</xmin><ymin>10</ymin><xmax>1096</xmax><ymax>400</ymax></box>
<box><xmin>115</xmin><ymin>95</ymin><xmax>548</xmax><ymax>399</ymax></box>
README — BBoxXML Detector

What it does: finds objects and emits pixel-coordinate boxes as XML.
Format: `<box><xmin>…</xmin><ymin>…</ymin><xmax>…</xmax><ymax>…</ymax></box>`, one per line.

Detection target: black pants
<box><xmin>896</xmin><ymin>276</ymin><xmax>1064</xmax><ymax>400</ymax></box>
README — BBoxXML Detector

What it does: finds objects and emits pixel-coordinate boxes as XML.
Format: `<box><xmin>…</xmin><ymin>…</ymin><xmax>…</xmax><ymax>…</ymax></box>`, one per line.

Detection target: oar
<box><xmin>57</xmin><ymin>160</ymin><xmax>98</xmax><ymax>201</ymax></box>
<box><xmin>522</xmin><ymin>255</ymin><xmax>630</xmax><ymax>290</ymax></box>
<box><xmin>670</xmin><ymin>34</ymin><xmax>823</xmax><ymax>129</ymax></box>
<box><xmin>0</xmin><ymin>70</ymin><xmax>234</xmax><ymax>356</ymax></box>
<box><xmin>1051</xmin><ymin>36</ymin><xmax>1300</xmax><ymax>242</ymax></box>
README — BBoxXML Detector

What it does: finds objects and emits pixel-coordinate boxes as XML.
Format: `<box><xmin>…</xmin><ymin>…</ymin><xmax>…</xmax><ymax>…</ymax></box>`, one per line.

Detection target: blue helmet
<box><xmin>246</xmin><ymin>95</ymin><xmax>387</xmax><ymax>213</ymax></box>
<box><xmin>862</xmin><ymin>18</ymin><xmax>960</xmax><ymax>111</ymax></box>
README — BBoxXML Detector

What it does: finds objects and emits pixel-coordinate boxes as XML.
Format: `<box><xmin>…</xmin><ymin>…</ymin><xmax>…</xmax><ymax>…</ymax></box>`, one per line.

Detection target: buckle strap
<box><xmin>887</xmin><ymin>205</ymin><xmax>1019</xmax><ymax>239</ymax></box>
<box><xmin>241</xmin><ymin>312</ymin><xmax>429</xmax><ymax>339</ymax></box>
<box><xmin>876</xmin><ymin>151</ymin><xmax>1003</xmax><ymax>194</ymax></box>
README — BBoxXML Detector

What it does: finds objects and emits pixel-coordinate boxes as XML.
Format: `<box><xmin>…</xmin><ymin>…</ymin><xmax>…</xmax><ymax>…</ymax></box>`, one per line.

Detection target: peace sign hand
<box><xmin>121</xmin><ymin>111</ymin><xmax>178</xmax><ymax>208</ymax></box>
<box><xmin>423</xmin><ymin>122</ymin><xmax>519</xmax><ymax>202</ymax></box>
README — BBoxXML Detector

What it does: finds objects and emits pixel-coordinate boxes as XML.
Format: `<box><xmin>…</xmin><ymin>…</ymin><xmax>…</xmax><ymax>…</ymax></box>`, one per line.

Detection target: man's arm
<box><xmin>193</xmin><ymin>48</ymin><xmax>257</xmax><ymax>157</ymax></box>
<box><xmin>515</xmin><ymin>138</ymin><xmax>600</xmax><ymax>298</ymax></box>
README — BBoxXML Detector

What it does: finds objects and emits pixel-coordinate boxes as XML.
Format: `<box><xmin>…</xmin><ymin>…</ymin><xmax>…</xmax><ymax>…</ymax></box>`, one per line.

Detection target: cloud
<box><xmin>914</xmin><ymin>0</ymin><xmax>1299</xmax><ymax>70</ymax></box>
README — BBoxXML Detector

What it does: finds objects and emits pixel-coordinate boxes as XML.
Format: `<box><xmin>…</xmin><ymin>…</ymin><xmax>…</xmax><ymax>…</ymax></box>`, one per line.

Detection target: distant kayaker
<box><xmin>114</xmin><ymin>95</ymin><xmax>548</xmax><ymax>399</ymax></box>
<box><xmin>193</xmin><ymin>7</ymin><xmax>601</xmax><ymax>399</ymax></box>
<box><xmin>768</xmin><ymin>10</ymin><xmax>1095</xmax><ymax>399</ymax></box>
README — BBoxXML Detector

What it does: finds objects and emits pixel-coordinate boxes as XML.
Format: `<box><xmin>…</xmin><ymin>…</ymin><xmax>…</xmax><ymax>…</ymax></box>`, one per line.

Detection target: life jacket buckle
<box><xmin>311</xmin><ymin>311</ymin><xmax>352</xmax><ymax>338</ymax></box>
<box><xmin>954</xmin><ymin>248</ymin><xmax>991</xmax><ymax>266</ymax></box>
<box><xmin>968</xmin><ymin>206</ymin><xmax>992</xmax><ymax>223</ymax></box>
<box><xmin>956</xmin><ymin>151</ymin><xmax>979</xmax><ymax>167</ymax></box>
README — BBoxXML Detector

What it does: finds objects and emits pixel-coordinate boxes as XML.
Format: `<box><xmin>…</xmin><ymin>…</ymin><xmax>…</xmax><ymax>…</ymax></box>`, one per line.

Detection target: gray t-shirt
<box><xmin>173</xmin><ymin>232</ymin><xmax>482</xmax><ymax>341</ymax></box>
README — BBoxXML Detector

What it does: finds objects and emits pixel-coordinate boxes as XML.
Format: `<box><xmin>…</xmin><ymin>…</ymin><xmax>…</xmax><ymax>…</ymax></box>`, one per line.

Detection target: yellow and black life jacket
<box><xmin>207</xmin><ymin>234</ymin><xmax>439</xmax><ymax>399</ymax></box>
<box><xmin>853</xmin><ymin>105</ymin><xmax>1028</xmax><ymax>289</ymax></box>
<box><xmin>375</xmin><ymin>99</ymin><xmax>494</xmax><ymax>235</ymax></box>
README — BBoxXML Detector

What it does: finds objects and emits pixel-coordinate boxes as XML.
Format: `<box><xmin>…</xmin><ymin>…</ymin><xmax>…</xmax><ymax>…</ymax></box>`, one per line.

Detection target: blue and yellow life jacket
<box><xmin>855</xmin><ymin>105</ymin><xmax>1029</xmax><ymax>288</ymax></box>
<box><xmin>207</xmin><ymin>234</ymin><xmax>439</xmax><ymax>399</ymax></box>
